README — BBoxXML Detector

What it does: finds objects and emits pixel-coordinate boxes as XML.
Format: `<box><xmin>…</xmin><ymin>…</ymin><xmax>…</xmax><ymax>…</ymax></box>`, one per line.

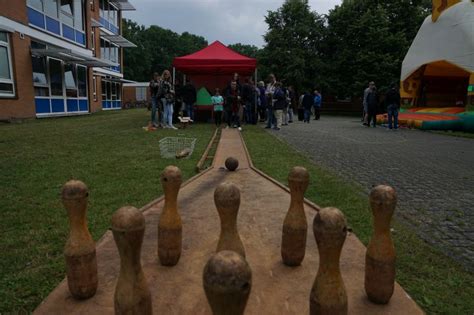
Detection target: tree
<box><xmin>122</xmin><ymin>20</ymin><xmax>207</xmax><ymax>82</ymax></box>
<box><xmin>228</xmin><ymin>43</ymin><xmax>260</xmax><ymax>58</ymax></box>
<box><xmin>260</xmin><ymin>0</ymin><xmax>326</xmax><ymax>92</ymax></box>
<box><xmin>321</xmin><ymin>0</ymin><xmax>431</xmax><ymax>97</ymax></box>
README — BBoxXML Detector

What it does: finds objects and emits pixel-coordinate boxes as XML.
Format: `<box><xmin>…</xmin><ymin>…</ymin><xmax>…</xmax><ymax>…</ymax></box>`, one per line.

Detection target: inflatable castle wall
<box><xmin>400</xmin><ymin>0</ymin><xmax>474</xmax><ymax>109</ymax></box>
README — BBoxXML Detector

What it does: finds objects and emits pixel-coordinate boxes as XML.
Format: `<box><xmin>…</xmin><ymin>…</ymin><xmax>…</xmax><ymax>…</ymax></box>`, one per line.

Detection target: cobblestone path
<box><xmin>270</xmin><ymin>116</ymin><xmax>474</xmax><ymax>271</ymax></box>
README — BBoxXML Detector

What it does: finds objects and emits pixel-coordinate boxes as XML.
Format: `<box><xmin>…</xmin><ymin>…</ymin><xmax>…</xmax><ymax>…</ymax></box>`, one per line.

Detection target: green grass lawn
<box><xmin>1</xmin><ymin>111</ymin><xmax>473</xmax><ymax>314</ymax></box>
<box><xmin>242</xmin><ymin>126</ymin><xmax>474</xmax><ymax>315</ymax></box>
<box><xmin>0</xmin><ymin>109</ymin><xmax>214</xmax><ymax>312</ymax></box>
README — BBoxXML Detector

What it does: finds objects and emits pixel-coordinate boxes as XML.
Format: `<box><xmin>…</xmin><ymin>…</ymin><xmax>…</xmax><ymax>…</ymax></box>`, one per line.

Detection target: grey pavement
<box><xmin>269</xmin><ymin>116</ymin><xmax>474</xmax><ymax>272</ymax></box>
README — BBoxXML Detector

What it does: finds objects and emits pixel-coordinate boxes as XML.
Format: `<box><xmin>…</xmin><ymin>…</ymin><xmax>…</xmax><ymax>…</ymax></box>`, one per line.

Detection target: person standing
<box><xmin>257</xmin><ymin>81</ymin><xmax>267</xmax><ymax>122</ymax></box>
<box><xmin>160</xmin><ymin>70</ymin><xmax>177</xmax><ymax>129</ymax></box>
<box><xmin>366</xmin><ymin>84</ymin><xmax>378</xmax><ymax>128</ymax></box>
<box><xmin>241</xmin><ymin>78</ymin><xmax>253</xmax><ymax>124</ymax></box>
<box><xmin>385</xmin><ymin>83</ymin><xmax>401</xmax><ymax>130</ymax></box>
<box><xmin>302</xmin><ymin>91</ymin><xmax>313</xmax><ymax>123</ymax></box>
<box><xmin>282</xmin><ymin>84</ymin><xmax>289</xmax><ymax>126</ymax></box>
<box><xmin>363</xmin><ymin>81</ymin><xmax>375</xmax><ymax>125</ymax></box>
<box><xmin>225</xmin><ymin>81</ymin><xmax>241</xmax><ymax>130</ymax></box>
<box><xmin>287</xmin><ymin>85</ymin><xmax>296</xmax><ymax>123</ymax></box>
<box><xmin>212</xmin><ymin>88</ymin><xmax>224</xmax><ymax>127</ymax></box>
<box><xmin>265</xmin><ymin>74</ymin><xmax>277</xmax><ymax>129</ymax></box>
<box><xmin>181</xmin><ymin>79</ymin><xmax>197</xmax><ymax>121</ymax></box>
<box><xmin>149</xmin><ymin>72</ymin><xmax>161</xmax><ymax>127</ymax></box>
<box><xmin>273</xmin><ymin>82</ymin><xmax>286</xmax><ymax>130</ymax></box>
<box><xmin>313</xmin><ymin>89</ymin><xmax>322</xmax><ymax>120</ymax></box>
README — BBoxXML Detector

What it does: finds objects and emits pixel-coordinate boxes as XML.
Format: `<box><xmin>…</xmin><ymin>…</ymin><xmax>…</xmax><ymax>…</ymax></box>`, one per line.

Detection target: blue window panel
<box><xmin>75</xmin><ymin>31</ymin><xmax>85</xmax><ymax>45</ymax></box>
<box><xmin>113</xmin><ymin>101</ymin><xmax>118</xmax><ymax>108</ymax></box>
<box><xmin>46</xmin><ymin>16</ymin><xmax>60</xmax><ymax>35</ymax></box>
<box><xmin>51</xmin><ymin>99</ymin><xmax>65</xmax><ymax>113</ymax></box>
<box><xmin>116</xmin><ymin>101</ymin><xmax>121</xmax><ymax>109</ymax></box>
<box><xmin>99</xmin><ymin>17</ymin><xmax>106</xmax><ymax>26</ymax></box>
<box><xmin>62</xmin><ymin>24</ymin><xmax>75</xmax><ymax>41</ymax></box>
<box><xmin>104</xmin><ymin>20</ymin><xmax>110</xmax><ymax>30</ymax></box>
<box><xmin>102</xmin><ymin>101</ymin><xmax>108</xmax><ymax>109</ymax></box>
<box><xmin>111</xmin><ymin>25</ymin><xmax>119</xmax><ymax>35</ymax></box>
<box><xmin>35</xmin><ymin>98</ymin><xmax>50</xmax><ymax>114</ymax></box>
<box><xmin>28</xmin><ymin>8</ymin><xmax>45</xmax><ymax>29</ymax></box>
<box><xmin>79</xmin><ymin>100</ymin><xmax>88</xmax><ymax>111</ymax></box>
<box><xmin>67</xmin><ymin>99</ymin><xmax>78</xmax><ymax>112</ymax></box>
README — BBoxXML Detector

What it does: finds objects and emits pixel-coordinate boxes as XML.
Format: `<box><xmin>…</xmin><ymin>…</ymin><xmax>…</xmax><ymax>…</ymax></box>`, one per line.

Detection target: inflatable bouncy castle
<box><xmin>379</xmin><ymin>0</ymin><xmax>474</xmax><ymax>131</ymax></box>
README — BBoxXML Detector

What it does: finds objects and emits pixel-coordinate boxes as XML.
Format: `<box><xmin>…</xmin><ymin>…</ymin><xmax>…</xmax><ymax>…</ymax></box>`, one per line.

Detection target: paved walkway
<box><xmin>270</xmin><ymin>116</ymin><xmax>474</xmax><ymax>272</ymax></box>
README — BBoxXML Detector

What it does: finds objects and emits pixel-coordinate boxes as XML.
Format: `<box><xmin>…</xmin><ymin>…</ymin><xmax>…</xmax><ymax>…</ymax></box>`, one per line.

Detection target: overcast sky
<box><xmin>124</xmin><ymin>0</ymin><xmax>341</xmax><ymax>48</ymax></box>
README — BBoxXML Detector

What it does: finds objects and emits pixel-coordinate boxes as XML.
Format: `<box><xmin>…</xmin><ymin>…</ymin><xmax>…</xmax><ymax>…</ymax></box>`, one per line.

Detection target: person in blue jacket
<box><xmin>313</xmin><ymin>89</ymin><xmax>322</xmax><ymax>120</ymax></box>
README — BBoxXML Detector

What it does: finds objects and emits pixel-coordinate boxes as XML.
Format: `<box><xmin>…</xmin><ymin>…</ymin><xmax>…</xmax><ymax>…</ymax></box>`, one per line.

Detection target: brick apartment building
<box><xmin>0</xmin><ymin>0</ymin><xmax>135</xmax><ymax>120</ymax></box>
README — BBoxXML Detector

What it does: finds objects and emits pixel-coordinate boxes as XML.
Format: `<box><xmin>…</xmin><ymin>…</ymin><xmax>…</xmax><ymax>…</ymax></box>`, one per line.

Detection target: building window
<box><xmin>32</xmin><ymin>55</ymin><xmax>50</xmax><ymax>96</ymax></box>
<box><xmin>28</xmin><ymin>0</ymin><xmax>44</xmax><ymax>11</ymax></box>
<box><xmin>64</xmin><ymin>63</ymin><xmax>78</xmax><ymax>97</ymax></box>
<box><xmin>0</xmin><ymin>32</ymin><xmax>15</xmax><ymax>97</ymax></box>
<box><xmin>49</xmin><ymin>58</ymin><xmax>63</xmax><ymax>96</ymax></box>
<box><xmin>44</xmin><ymin>0</ymin><xmax>59</xmax><ymax>18</ymax></box>
<box><xmin>136</xmin><ymin>87</ymin><xmax>146</xmax><ymax>101</ymax></box>
<box><xmin>77</xmin><ymin>66</ymin><xmax>87</xmax><ymax>97</ymax></box>
<box><xmin>93</xmin><ymin>75</ymin><xmax>97</xmax><ymax>100</ymax></box>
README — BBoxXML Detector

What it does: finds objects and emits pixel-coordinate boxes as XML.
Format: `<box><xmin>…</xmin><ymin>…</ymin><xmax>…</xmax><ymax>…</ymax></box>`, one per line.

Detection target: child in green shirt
<box><xmin>211</xmin><ymin>88</ymin><xmax>224</xmax><ymax>127</ymax></box>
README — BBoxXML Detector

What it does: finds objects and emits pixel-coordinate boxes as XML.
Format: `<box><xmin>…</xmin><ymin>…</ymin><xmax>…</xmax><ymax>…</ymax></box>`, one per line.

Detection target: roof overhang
<box><xmin>0</xmin><ymin>23</ymin><xmax>15</xmax><ymax>32</ymax></box>
<box><xmin>109</xmin><ymin>0</ymin><xmax>136</xmax><ymax>11</ymax></box>
<box><xmin>91</xmin><ymin>18</ymin><xmax>103</xmax><ymax>28</ymax></box>
<box><xmin>31</xmin><ymin>48</ymin><xmax>118</xmax><ymax>67</ymax></box>
<box><xmin>101</xmin><ymin>34</ymin><xmax>137</xmax><ymax>48</ymax></box>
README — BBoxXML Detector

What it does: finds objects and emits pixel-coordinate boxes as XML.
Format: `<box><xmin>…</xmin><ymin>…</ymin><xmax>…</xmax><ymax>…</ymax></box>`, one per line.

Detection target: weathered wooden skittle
<box><xmin>281</xmin><ymin>166</ymin><xmax>309</xmax><ymax>266</ymax></box>
<box><xmin>365</xmin><ymin>185</ymin><xmax>397</xmax><ymax>304</ymax></box>
<box><xmin>158</xmin><ymin>165</ymin><xmax>183</xmax><ymax>266</ymax></box>
<box><xmin>214</xmin><ymin>182</ymin><xmax>245</xmax><ymax>258</ymax></box>
<box><xmin>62</xmin><ymin>180</ymin><xmax>98</xmax><ymax>299</ymax></box>
<box><xmin>310</xmin><ymin>207</ymin><xmax>348</xmax><ymax>315</ymax></box>
<box><xmin>112</xmin><ymin>206</ymin><xmax>152</xmax><ymax>315</ymax></box>
<box><xmin>203</xmin><ymin>250</ymin><xmax>252</xmax><ymax>315</ymax></box>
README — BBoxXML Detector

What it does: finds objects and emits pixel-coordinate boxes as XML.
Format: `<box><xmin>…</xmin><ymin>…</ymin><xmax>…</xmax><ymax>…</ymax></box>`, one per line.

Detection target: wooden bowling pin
<box><xmin>62</xmin><ymin>180</ymin><xmax>98</xmax><ymax>299</ymax></box>
<box><xmin>203</xmin><ymin>250</ymin><xmax>252</xmax><ymax>315</ymax></box>
<box><xmin>158</xmin><ymin>166</ymin><xmax>183</xmax><ymax>266</ymax></box>
<box><xmin>310</xmin><ymin>207</ymin><xmax>348</xmax><ymax>315</ymax></box>
<box><xmin>112</xmin><ymin>206</ymin><xmax>152</xmax><ymax>315</ymax></box>
<box><xmin>214</xmin><ymin>182</ymin><xmax>245</xmax><ymax>258</ymax></box>
<box><xmin>281</xmin><ymin>166</ymin><xmax>309</xmax><ymax>266</ymax></box>
<box><xmin>365</xmin><ymin>185</ymin><xmax>397</xmax><ymax>304</ymax></box>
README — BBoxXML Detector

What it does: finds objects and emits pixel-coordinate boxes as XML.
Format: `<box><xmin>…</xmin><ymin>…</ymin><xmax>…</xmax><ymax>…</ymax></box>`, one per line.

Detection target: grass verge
<box><xmin>0</xmin><ymin>109</ymin><xmax>214</xmax><ymax>313</ymax></box>
<box><xmin>243</xmin><ymin>125</ymin><xmax>474</xmax><ymax>315</ymax></box>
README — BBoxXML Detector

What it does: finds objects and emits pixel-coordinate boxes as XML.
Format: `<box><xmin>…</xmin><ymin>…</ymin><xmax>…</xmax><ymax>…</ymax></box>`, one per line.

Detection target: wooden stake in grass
<box><xmin>281</xmin><ymin>166</ymin><xmax>309</xmax><ymax>266</ymax></box>
<box><xmin>365</xmin><ymin>185</ymin><xmax>397</xmax><ymax>304</ymax></box>
<box><xmin>158</xmin><ymin>166</ymin><xmax>183</xmax><ymax>266</ymax></box>
<box><xmin>62</xmin><ymin>180</ymin><xmax>98</xmax><ymax>299</ymax></box>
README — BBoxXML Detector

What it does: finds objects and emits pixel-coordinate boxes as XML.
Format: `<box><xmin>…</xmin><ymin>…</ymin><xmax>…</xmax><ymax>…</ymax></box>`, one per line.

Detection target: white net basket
<box><xmin>159</xmin><ymin>137</ymin><xmax>197</xmax><ymax>159</ymax></box>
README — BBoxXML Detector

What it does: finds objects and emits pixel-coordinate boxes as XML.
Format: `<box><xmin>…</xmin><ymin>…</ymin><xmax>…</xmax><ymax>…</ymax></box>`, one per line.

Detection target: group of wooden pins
<box><xmin>61</xmin><ymin>161</ymin><xmax>397</xmax><ymax>315</ymax></box>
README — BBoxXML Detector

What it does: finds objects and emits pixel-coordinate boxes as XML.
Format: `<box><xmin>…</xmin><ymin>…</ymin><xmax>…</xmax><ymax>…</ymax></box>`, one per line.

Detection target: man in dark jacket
<box><xmin>273</xmin><ymin>82</ymin><xmax>286</xmax><ymax>130</ymax></box>
<box><xmin>302</xmin><ymin>91</ymin><xmax>313</xmax><ymax>123</ymax></box>
<box><xmin>181</xmin><ymin>79</ymin><xmax>197</xmax><ymax>120</ymax></box>
<box><xmin>385</xmin><ymin>83</ymin><xmax>401</xmax><ymax>130</ymax></box>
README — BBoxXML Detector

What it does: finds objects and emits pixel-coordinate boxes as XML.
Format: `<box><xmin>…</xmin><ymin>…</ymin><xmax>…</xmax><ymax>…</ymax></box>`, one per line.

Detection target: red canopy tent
<box><xmin>172</xmin><ymin>41</ymin><xmax>257</xmax><ymax>121</ymax></box>
<box><xmin>172</xmin><ymin>40</ymin><xmax>257</xmax><ymax>76</ymax></box>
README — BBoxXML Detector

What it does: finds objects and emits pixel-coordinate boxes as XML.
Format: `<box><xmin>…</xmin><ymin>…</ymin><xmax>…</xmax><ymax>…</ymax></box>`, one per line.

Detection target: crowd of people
<box><xmin>148</xmin><ymin>71</ymin><xmax>400</xmax><ymax>131</ymax></box>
